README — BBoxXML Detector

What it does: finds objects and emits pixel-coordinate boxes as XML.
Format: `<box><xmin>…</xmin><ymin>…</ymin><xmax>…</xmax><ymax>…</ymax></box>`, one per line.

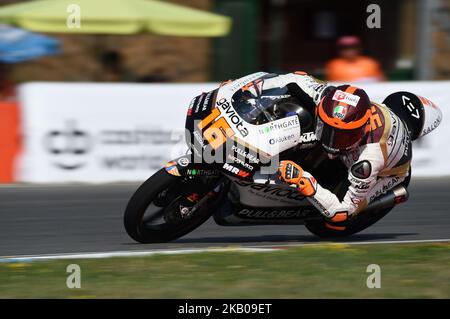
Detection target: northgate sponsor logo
<box><xmin>258</xmin><ymin>117</ymin><xmax>299</xmax><ymax>134</ymax></box>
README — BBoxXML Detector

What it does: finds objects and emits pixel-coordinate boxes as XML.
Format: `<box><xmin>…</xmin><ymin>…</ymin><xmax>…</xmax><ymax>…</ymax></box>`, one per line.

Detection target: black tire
<box><xmin>124</xmin><ymin>169</ymin><xmax>219</xmax><ymax>243</ymax></box>
<box><xmin>305</xmin><ymin>208</ymin><xmax>392</xmax><ymax>238</ymax></box>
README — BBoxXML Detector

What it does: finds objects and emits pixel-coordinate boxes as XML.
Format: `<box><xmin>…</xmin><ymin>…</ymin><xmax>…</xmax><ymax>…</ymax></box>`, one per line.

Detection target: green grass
<box><xmin>1</xmin><ymin>243</ymin><xmax>449</xmax><ymax>298</ymax></box>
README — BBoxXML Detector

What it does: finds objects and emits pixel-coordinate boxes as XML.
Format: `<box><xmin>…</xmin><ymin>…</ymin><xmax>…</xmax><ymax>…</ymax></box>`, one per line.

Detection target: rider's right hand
<box><xmin>277</xmin><ymin>160</ymin><xmax>317</xmax><ymax>197</ymax></box>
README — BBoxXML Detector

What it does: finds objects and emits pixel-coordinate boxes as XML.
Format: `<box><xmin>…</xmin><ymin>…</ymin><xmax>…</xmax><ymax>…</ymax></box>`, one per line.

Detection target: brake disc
<box><xmin>163</xmin><ymin>196</ymin><xmax>196</xmax><ymax>223</ymax></box>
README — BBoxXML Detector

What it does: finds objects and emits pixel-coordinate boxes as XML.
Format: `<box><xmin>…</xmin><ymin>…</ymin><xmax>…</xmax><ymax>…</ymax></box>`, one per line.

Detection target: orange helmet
<box><xmin>315</xmin><ymin>85</ymin><xmax>371</xmax><ymax>154</ymax></box>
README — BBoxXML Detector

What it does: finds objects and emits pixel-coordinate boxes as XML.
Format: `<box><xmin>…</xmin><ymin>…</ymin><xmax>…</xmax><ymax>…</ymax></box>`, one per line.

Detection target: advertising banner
<box><xmin>17</xmin><ymin>82</ymin><xmax>216</xmax><ymax>182</ymax></box>
<box><xmin>363</xmin><ymin>81</ymin><xmax>449</xmax><ymax>177</ymax></box>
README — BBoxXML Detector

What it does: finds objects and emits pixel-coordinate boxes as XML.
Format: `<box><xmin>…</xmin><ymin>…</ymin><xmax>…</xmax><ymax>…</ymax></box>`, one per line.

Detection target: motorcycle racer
<box><xmin>229</xmin><ymin>71</ymin><xmax>413</xmax><ymax>230</ymax></box>
<box><xmin>125</xmin><ymin>68</ymin><xmax>442</xmax><ymax>243</ymax></box>
<box><xmin>264</xmin><ymin>72</ymin><xmax>412</xmax><ymax>230</ymax></box>
<box><xmin>124</xmin><ymin>69</ymin><xmax>443</xmax><ymax>243</ymax></box>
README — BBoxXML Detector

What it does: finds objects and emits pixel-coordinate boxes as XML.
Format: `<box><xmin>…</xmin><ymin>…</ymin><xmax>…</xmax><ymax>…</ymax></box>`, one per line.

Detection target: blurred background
<box><xmin>1</xmin><ymin>0</ymin><xmax>449</xmax><ymax>87</ymax></box>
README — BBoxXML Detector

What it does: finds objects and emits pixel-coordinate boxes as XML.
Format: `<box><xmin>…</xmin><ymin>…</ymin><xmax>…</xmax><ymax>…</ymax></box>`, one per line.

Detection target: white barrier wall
<box><xmin>17</xmin><ymin>82</ymin><xmax>216</xmax><ymax>183</ymax></box>
<box><xmin>17</xmin><ymin>81</ymin><xmax>449</xmax><ymax>183</ymax></box>
<box><xmin>363</xmin><ymin>81</ymin><xmax>449</xmax><ymax>177</ymax></box>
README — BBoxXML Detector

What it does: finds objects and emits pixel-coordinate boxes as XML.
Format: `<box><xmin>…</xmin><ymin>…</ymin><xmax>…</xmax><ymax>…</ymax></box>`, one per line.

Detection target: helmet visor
<box><xmin>315</xmin><ymin>117</ymin><xmax>365</xmax><ymax>153</ymax></box>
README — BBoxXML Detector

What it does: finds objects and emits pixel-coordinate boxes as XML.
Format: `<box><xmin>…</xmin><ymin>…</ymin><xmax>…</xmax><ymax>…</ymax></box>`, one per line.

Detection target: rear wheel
<box><xmin>124</xmin><ymin>169</ymin><xmax>224</xmax><ymax>243</ymax></box>
<box><xmin>305</xmin><ymin>208</ymin><xmax>392</xmax><ymax>238</ymax></box>
<box><xmin>306</xmin><ymin>169</ymin><xmax>411</xmax><ymax>238</ymax></box>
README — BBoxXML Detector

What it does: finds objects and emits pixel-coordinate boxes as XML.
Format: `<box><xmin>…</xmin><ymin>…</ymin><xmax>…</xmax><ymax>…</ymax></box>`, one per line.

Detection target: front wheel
<box><xmin>124</xmin><ymin>169</ymin><xmax>224</xmax><ymax>243</ymax></box>
<box><xmin>305</xmin><ymin>208</ymin><xmax>392</xmax><ymax>238</ymax></box>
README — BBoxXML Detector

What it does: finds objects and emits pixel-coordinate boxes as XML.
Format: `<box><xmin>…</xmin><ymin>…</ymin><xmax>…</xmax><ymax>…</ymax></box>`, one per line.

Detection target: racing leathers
<box><xmin>258</xmin><ymin>72</ymin><xmax>412</xmax><ymax>221</ymax></box>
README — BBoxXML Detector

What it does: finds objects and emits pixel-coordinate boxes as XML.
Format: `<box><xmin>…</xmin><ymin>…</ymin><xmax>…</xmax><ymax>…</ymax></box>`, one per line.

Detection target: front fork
<box><xmin>164</xmin><ymin>154</ymin><xmax>229</xmax><ymax>215</ymax></box>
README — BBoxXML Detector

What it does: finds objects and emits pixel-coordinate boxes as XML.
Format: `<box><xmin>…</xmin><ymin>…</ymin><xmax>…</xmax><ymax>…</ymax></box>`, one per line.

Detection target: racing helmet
<box><xmin>315</xmin><ymin>85</ymin><xmax>371</xmax><ymax>154</ymax></box>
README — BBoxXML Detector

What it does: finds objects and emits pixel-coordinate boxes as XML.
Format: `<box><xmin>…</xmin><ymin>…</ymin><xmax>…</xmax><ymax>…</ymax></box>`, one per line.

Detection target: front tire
<box><xmin>124</xmin><ymin>169</ymin><xmax>220</xmax><ymax>243</ymax></box>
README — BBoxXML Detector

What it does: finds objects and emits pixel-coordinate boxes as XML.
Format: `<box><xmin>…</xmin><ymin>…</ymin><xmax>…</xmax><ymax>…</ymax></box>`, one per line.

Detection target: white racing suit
<box><xmin>258</xmin><ymin>72</ymin><xmax>412</xmax><ymax>218</ymax></box>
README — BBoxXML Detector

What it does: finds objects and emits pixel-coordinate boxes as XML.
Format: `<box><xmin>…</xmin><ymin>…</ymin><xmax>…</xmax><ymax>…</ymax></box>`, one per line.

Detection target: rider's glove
<box><xmin>278</xmin><ymin>161</ymin><xmax>351</xmax><ymax>227</ymax></box>
<box><xmin>277</xmin><ymin>160</ymin><xmax>317</xmax><ymax>197</ymax></box>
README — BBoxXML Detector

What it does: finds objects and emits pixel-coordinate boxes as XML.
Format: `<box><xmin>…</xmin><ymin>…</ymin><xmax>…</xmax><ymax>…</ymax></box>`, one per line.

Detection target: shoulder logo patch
<box><xmin>351</xmin><ymin>160</ymin><xmax>372</xmax><ymax>179</ymax></box>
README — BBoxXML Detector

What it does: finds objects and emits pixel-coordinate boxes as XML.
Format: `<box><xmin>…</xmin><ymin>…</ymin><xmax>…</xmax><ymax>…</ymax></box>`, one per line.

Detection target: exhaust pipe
<box><xmin>364</xmin><ymin>185</ymin><xmax>409</xmax><ymax>212</ymax></box>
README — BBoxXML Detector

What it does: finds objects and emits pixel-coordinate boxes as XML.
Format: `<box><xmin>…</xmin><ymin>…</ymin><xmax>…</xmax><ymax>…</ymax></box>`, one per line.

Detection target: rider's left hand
<box><xmin>278</xmin><ymin>160</ymin><xmax>317</xmax><ymax>197</ymax></box>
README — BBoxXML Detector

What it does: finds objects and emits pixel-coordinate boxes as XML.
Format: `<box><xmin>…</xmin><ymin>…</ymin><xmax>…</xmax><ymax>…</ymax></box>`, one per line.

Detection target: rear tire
<box><xmin>305</xmin><ymin>208</ymin><xmax>392</xmax><ymax>238</ymax></box>
<box><xmin>124</xmin><ymin>169</ymin><xmax>219</xmax><ymax>243</ymax></box>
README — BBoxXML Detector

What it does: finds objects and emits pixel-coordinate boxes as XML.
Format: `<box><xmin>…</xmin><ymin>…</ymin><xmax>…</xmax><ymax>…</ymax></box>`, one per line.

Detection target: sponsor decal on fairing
<box><xmin>234</xmin><ymin>180</ymin><xmax>305</xmax><ymax>201</ymax></box>
<box><xmin>269</xmin><ymin>134</ymin><xmax>295</xmax><ymax>145</ymax></box>
<box><xmin>216</xmin><ymin>98</ymin><xmax>249</xmax><ymax>137</ymax></box>
<box><xmin>222</xmin><ymin>163</ymin><xmax>250</xmax><ymax>178</ymax></box>
<box><xmin>165</xmin><ymin>161</ymin><xmax>180</xmax><ymax>176</ymax></box>
<box><xmin>231</xmin><ymin>145</ymin><xmax>260</xmax><ymax>164</ymax></box>
<box><xmin>177</xmin><ymin>157</ymin><xmax>190</xmax><ymax>167</ymax></box>
<box><xmin>258</xmin><ymin>116</ymin><xmax>299</xmax><ymax>135</ymax></box>
<box><xmin>236</xmin><ymin>208</ymin><xmax>309</xmax><ymax>219</ymax></box>
<box><xmin>227</xmin><ymin>154</ymin><xmax>254</xmax><ymax>171</ymax></box>
<box><xmin>186</xmin><ymin>169</ymin><xmax>220</xmax><ymax>176</ymax></box>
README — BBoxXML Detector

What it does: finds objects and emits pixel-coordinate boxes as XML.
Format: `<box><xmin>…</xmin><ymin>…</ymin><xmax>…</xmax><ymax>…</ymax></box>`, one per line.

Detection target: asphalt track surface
<box><xmin>1</xmin><ymin>177</ymin><xmax>449</xmax><ymax>257</ymax></box>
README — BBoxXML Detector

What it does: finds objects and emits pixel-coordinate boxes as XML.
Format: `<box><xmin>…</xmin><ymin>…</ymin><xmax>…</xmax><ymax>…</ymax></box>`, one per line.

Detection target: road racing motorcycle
<box><xmin>124</xmin><ymin>72</ymin><xmax>442</xmax><ymax>243</ymax></box>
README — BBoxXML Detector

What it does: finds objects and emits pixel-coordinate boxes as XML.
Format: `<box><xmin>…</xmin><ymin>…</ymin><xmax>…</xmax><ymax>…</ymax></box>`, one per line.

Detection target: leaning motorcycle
<box><xmin>124</xmin><ymin>72</ymin><xmax>442</xmax><ymax>243</ymax></box>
